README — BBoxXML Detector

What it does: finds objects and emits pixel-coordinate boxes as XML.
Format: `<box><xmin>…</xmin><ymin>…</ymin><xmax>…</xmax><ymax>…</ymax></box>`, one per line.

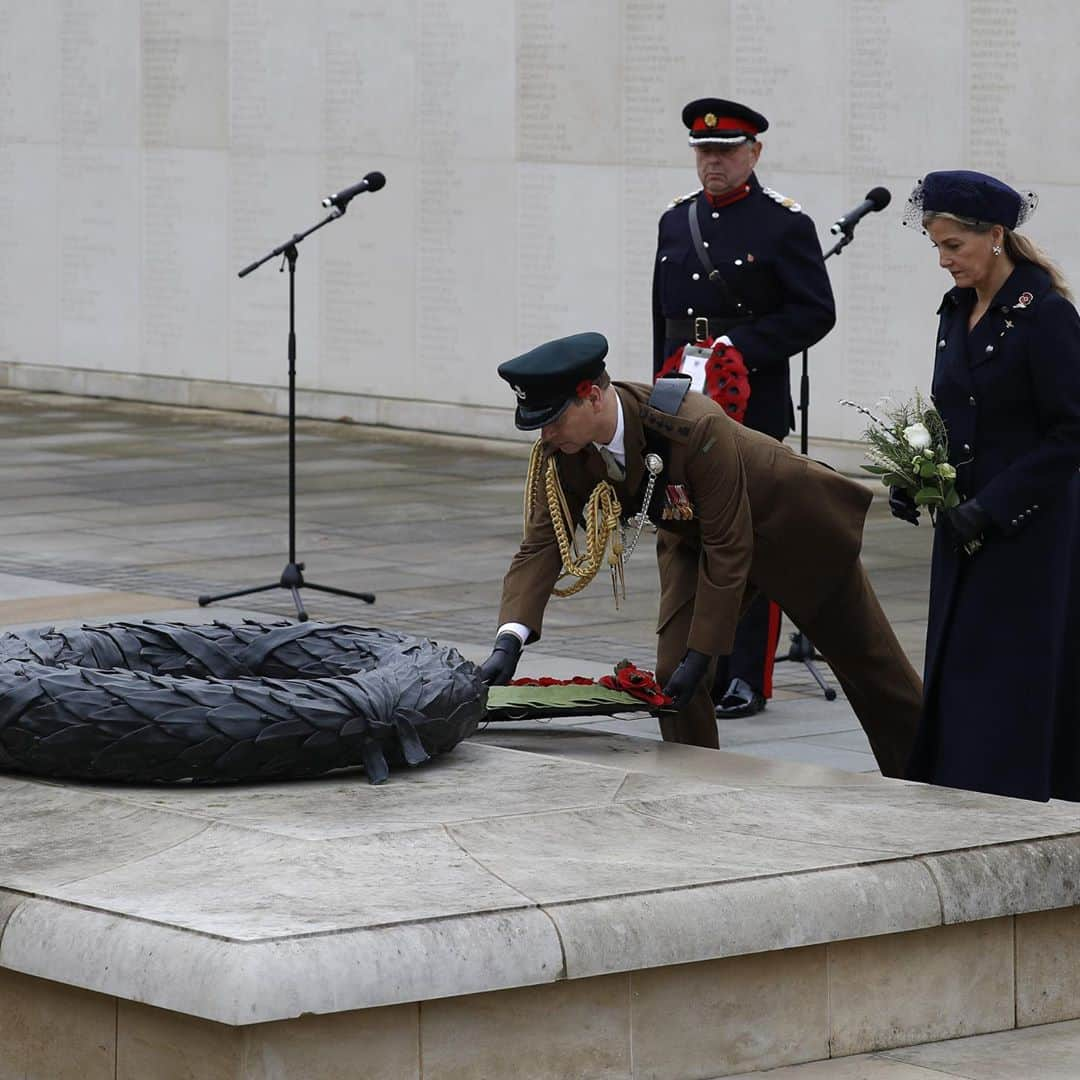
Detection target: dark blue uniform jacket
<box><xmin>651</xmin><ymin>173</ymin><xmax>835</xmax><ymax>438</ymax></box>
<box><xmin>907</xmin><ymin>261</ymin><xmax>1080</xmax><ymax>800</ymax></box>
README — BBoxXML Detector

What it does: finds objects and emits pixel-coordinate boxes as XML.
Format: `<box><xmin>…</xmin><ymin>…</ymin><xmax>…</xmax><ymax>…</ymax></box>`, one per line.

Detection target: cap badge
<box><xmin>703</xmin><ymin>112</ymin><xmax>717</xmax><ymax>128</ymax></box>
<box><xmin>1014</xmin><ymin>292</ymin><xmax>1034</xmax><ymax>309</ymax></box>
<box><xmin>512</xmin><ymin>384</ymin><xmax>527</xmax><ymax>400</ymax></box>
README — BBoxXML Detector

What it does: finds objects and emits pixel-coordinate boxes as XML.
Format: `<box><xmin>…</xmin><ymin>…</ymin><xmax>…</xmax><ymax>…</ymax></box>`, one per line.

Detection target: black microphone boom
<box><xmin>321</xmin><ymin>171</ymin><xmax>386</xmax><ymax>211</ymax></box>
<box><xmin>830</xmin><ymin>186</ymin><xmax>891</xmax><ymax>235</ymax></box>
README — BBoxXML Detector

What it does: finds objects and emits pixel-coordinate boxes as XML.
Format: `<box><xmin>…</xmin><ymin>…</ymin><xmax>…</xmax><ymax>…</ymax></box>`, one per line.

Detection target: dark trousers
<box><xmin>715</xmin><ymin>411</ymin><xmax>786</xmax><ymax>702</ymax></box>
<box><xmin>711</xmin><ymin>590</ymin><xmax>779</xmax><ymax>699</ymax></box>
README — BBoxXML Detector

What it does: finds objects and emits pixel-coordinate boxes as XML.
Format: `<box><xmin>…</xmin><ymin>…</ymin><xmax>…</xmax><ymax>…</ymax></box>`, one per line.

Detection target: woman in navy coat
<box><xmin>896</xmin><ymin>170</ymin><xmax>1080</xmax><ymax>801</ymax></box>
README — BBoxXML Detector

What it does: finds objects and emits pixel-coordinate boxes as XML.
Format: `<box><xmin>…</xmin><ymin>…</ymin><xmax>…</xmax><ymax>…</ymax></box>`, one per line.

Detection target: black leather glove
<box><xmin>888</xmin><ymin>486</ymin><xmax>920</xmax><ymax>525</ymax></box>
<box><xmin>940</xmin><ymin>499</ymin><xmax>991</xmax><ymax>547</ymax></box>
<box><xmin>477</xmin><ymin>632</ymin><xmax>523</xmax><ymax>686</ymax></box>
<box><xmin>661</xmin><ymin>649</ymin><xmax>711</xmax><ymax>710</ymax></box>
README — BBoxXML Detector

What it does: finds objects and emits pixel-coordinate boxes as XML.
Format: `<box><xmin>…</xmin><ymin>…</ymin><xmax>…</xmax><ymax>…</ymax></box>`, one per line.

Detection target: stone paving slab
<box><xmin>726</xmin><ymin>1018</ymin><xmax>1080</xmax><ymax>1079</ymax></box>
<box><xmin>0</xmin><ymin>572</ymin><xmax>98</xmax><ymax>599</ymax></box>
<box><xmin>719</xmin><ymin>738</ymin><xmax>877</xmax><ymax>772</ymax></box>
<box><xmin>0</xmin><ymin>604</ymin><xmax>287</xmax><ymax>636</ymax></box>
<box><xmin>0</xmin><ymin>590</ymin><xmax>195</xmax><ymax>625</ymax></box>
<box><xmin>473</xmin><ymin>728</ymin><xmax>888</xmax><ymax>789</ymax></box>
<box><xmin>91</xmin><ymin>742</ymin><xmax>732</xmax><ymax>839</ymax></box>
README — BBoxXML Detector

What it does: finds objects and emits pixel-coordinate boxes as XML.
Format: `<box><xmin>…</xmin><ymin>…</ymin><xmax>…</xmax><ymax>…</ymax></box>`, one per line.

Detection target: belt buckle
<box><xmin>693</xmin><ymin>316</ymin><xmax>709</xmax><ymax>343</ymax></box>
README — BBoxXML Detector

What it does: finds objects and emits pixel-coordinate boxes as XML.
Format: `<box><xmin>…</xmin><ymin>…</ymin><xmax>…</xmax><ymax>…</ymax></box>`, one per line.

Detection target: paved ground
<box><xmin>728</xmin><ymin>1017</ymin><xmax>1080</xmax><ymax>1079</ymax></box>
<box><xmin>0</xmin><ymin>386</ymin><xmax>934</xmax><ymax>772</ymax></box>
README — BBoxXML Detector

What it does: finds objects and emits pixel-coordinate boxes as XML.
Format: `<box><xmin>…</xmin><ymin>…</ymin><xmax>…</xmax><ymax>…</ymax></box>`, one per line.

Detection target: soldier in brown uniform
<box><xmin>479</xmin><ymin>332</ymin><xmax>920</xmax><ymax>778</ymax></box>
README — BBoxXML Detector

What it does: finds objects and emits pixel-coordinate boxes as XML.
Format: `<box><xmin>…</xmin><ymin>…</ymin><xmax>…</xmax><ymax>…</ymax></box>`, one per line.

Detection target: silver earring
<box><xmin>992</xmin><ymin>245</ymin><xmax>1002</xmax><ymax>255</ymax></box>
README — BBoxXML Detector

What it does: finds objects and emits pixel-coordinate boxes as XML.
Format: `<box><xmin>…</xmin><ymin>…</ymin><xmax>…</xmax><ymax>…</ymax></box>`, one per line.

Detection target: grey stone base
<box><xmin>4</xmin><ymin>909</ymin><xmax>1080</xmax><ymax>1078</ymax></box>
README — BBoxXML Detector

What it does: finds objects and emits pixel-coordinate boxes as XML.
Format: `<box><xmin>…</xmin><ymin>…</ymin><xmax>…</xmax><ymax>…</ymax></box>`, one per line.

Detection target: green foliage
<box><xmin>486</xmin><ymin>684</ymin><xmax>644</xmax><ymax>719</ymax></box>
<box><xmin>842</xmin><ymin>391</ymin><xmax>961</xmax><ymax>511</ymax></box>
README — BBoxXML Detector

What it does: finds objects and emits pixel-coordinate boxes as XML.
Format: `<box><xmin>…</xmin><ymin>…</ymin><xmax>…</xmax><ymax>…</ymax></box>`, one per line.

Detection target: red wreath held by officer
<box><xmin>654</xmin><ymin>339</ymin><xmax>751</xmax><ymax>424</ymax></box>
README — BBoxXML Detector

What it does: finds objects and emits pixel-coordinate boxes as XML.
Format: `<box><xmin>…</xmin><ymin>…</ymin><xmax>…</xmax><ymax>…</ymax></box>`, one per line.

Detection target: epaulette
<box><xmin>666</xmin><ymin>189</ymin><xmax>700</xmax><ymax>209</ymax></box>
<box><xmin>761</xmin><ymin>186</ymin><xmax>802</xmax><ymax>213</ymax></box>
<box><xmin>640</xmin><ymin>404</ymin><xmax>693</xmax><ymax>443</ymax></box>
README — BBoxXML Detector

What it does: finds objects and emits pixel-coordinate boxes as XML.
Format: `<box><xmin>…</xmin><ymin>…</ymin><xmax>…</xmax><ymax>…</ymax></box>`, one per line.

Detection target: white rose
<box><xmin>903</xmin><ymin>422</ymin><xmax>932</xmax><ymax>451</ymax></box>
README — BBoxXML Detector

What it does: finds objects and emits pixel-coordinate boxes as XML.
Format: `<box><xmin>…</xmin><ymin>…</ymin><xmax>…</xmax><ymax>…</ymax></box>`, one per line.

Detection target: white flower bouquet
<box><xmin>841</xmin><ymin>392</ymin><xmax>961</xmax><ymax>515</ymax></box>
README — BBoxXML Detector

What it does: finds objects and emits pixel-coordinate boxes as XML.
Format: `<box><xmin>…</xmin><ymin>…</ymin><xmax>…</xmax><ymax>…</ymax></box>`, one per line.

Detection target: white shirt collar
<box><xmin>593</xmin><ymin>393</ymin><xmax>625</xmax><ymax>463</ymax></box>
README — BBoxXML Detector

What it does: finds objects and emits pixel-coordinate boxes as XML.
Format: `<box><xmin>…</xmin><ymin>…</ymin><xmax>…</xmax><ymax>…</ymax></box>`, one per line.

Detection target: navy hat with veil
<box><xmin>903</xmin><ymin>170</ymin><xmax>1038</xmax><ymax>230</ymax></box>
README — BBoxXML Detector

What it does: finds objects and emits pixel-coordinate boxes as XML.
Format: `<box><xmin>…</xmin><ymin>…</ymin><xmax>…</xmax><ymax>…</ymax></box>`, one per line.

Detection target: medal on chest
<box><xmin>661</xmin><ymin>484</ymin><xmax>696</xmax><ymax>520</ymax></box>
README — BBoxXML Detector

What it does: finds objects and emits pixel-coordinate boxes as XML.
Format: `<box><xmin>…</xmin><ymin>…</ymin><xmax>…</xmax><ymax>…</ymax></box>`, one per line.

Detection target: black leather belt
<box><xmin>665</xmin><ymin>315</ymin><xmax>750</xmax><ymax>343</ymax></box>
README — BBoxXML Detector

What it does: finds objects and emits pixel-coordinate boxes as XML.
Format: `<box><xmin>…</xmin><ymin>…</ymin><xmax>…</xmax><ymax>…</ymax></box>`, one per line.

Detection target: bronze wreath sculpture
<box><xmin>0</xmin><ymin>621</ymin><xmax>485</xmax><ymax>785</ymax></box>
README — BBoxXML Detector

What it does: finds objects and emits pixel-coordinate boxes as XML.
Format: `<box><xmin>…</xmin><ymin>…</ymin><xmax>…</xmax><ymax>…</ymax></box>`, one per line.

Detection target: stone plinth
<box><xmin>3</xmin><ymin>729</ymin><xmax>1080</xmax><ymax>1078</ymax></box>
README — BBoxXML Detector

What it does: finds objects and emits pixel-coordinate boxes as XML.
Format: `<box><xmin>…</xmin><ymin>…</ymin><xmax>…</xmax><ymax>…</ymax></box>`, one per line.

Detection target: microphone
<box><xmin>321</xmin><ymin>171</ymin><xmax>386</xmax><ymax>210</ymax></box>
<box><xmin>830</xmin><ymin>186</ymin><xmax>891</xmax><ymax>235</ymax></box>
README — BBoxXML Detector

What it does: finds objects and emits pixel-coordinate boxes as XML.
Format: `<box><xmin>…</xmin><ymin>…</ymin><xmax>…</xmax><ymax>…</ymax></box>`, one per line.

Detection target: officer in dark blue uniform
<box><xmin>652</xmin><ymin>97</ymin><xmax>836</xmax><ymax>718</ymax></box>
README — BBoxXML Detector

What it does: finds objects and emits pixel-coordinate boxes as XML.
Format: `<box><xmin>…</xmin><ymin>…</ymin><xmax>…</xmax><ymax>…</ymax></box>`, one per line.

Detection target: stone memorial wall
<box><xmin>0</xmin><ymin>0</ymin><xmax>1075</xmax><ymax>441</ymax></box>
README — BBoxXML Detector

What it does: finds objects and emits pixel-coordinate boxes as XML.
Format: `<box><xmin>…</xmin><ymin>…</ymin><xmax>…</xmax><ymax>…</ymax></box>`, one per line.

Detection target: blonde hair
<box><xmin>923</xmin><ymin>211</ymin><xmax>1073</xmax><ymax>302</ymax></box>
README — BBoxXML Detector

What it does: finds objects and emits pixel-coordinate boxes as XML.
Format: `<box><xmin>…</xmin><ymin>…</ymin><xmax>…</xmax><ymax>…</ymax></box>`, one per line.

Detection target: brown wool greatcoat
<box><xmin>498</xmin><ymin>382</ymin><xmax>921</xmax><ymax>776</ymax></box>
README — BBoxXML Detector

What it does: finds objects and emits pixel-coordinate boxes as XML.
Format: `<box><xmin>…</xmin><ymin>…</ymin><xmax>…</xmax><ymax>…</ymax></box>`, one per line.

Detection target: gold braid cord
<box><xmin>524</xmin><ymin>440</ymin><xmax>625</xmax><ymax>604</ymax></box>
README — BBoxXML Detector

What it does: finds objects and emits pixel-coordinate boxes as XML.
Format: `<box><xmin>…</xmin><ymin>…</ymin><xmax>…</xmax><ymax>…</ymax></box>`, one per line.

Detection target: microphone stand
<box><xmin>198</xmin><ymin>201</ymin><xmax>375</xmax><ymax>621</ymax></box>
<box><xmin>774</xmin><ymin>222</ymin><xmax>857</xmax><ymax>700</ymax></box>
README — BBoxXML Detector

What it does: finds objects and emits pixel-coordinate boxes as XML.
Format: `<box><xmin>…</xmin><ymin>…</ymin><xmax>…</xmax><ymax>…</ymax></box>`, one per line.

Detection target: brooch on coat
<box><xmin>661</xmin><ymin>484</ymin><xmax>695</xmax><ymax>520</ymax></box>
<box><xmin>1013</xmin><ymin>291</ymin><xmax>1034</xmax><ymax>310</ymax></box>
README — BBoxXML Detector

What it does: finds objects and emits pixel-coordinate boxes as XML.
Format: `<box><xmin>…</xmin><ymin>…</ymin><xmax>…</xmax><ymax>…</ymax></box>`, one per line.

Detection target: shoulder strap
<box><xmin>648</xmin><ymin>375</ymin><xmax>692</xmax><ymax>417</ymax></box>
<box><xmin>687</xmin><ymin>198</ymin><xmax>715</xmax><ymax>277</ymax></box>
<box><xmin>687</xmin><ymin>199</ymin><xmax>736</xmax><ymax>305</ymax></box>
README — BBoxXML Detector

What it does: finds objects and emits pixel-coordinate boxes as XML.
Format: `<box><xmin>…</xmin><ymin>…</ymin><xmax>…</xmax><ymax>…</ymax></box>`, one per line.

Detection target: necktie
<box><xmin>597</xmin><ymin>445</ymin><xmax>626</xmax><ymax>482</ymax></box>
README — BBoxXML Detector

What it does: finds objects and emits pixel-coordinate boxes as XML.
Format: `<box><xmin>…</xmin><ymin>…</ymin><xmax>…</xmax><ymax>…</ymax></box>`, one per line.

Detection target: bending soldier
<box><xmin>480</xmin><ymin>332</ymin><xmax>920</xmax><ymax>779</ymax></box>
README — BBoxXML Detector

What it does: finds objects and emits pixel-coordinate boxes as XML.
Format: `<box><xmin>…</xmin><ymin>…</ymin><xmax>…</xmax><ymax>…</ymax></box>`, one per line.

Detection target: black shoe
<box><xmin>715</xmin><ymin>677</ymin><xmax>766</xmax><ymax>719</ymax></box>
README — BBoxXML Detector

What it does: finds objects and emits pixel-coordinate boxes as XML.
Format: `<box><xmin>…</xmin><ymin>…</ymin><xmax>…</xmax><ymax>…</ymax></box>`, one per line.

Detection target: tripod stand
<box><xmin>198</xmin><ymin>209</ymin><xmax>375</xmax><ymax>622</ymax></box>
<box><xmin>774</xmin><ymin>224</ymin><xmax>859</xmax><ymax>700</ymax></box>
